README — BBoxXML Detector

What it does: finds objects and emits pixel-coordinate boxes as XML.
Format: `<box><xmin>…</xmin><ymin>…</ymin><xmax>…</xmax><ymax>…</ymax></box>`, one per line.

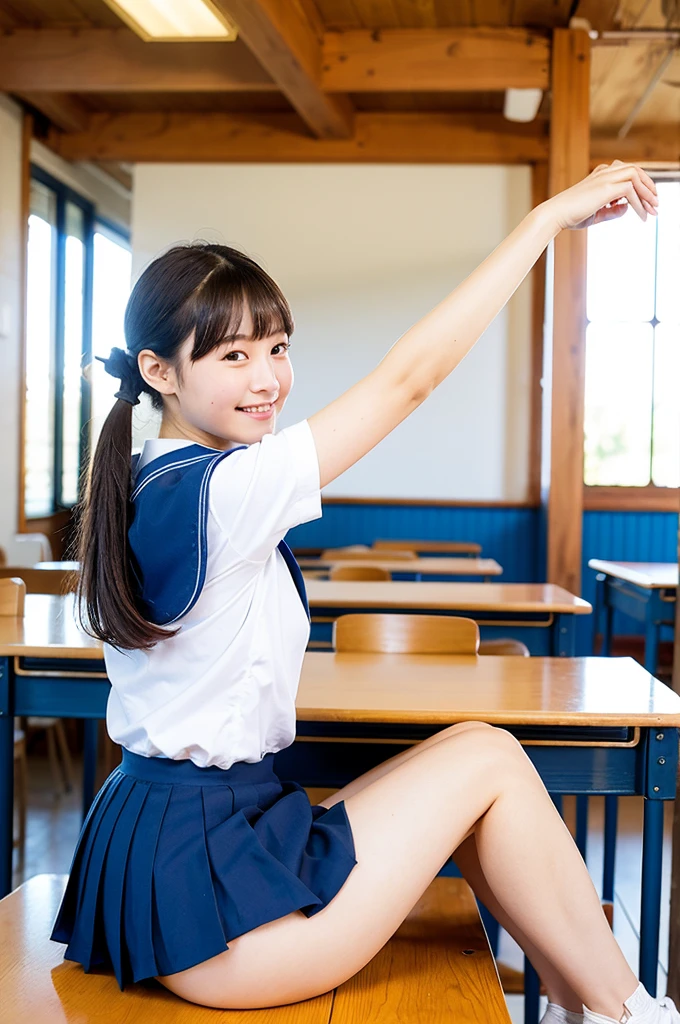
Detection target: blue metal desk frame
<box><xmin>0</xmin><ymin>655</ymin><xmax>676</xmax><ymax>1024</ymax></box>
<box><xmin>311</xmin><ymin>605</ymin><xmax>580</xmax><ymax>656</ymax></box>
<box><xmin>594</xmin><ymin>572</ymin><xmax>677</xmax><ymax>677</ymax></box>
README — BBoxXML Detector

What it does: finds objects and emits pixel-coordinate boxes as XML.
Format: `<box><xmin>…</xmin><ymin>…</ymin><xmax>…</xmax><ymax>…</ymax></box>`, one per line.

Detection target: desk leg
<box><xmin>576</xmin><ymin>796</ymin><xmax>589</xmax><ymax>860</ymax></box>
<box><xmin>596</xmin><ymin>575</ymin><xmax>613</xmax><ymax>657</ymax></box>
<box><xmin>554</xmin><ymin>615</ymin><xmax>575</xmax><ymax>657</ymax></box>
<box><xmin>644</xmin><ymin>620</ymin><xmax>660</xmax><ymax>677</ymax></box>
<box><xmin>0</xmin><ymin>656</ymin><xmax>14</xmax><ymax>898</ymax></box>
<box><xmin>82</xmin><ymin>719</ymin><xmax>99</xmax><ymax>821</ymax></box>
<box><xmin>603</xmin><ymin>795</ymin><xmax>618</xmax><ymax>904</ymax></box>
<box><xmin>640</xmin><ymin>798</ymin><xmax>664</xmax><ymax>996</ymax></box>
<box><xmin>524</xmin><ymin>957</ymin><xmax>540</xmax><ymax>1024</ymax></box>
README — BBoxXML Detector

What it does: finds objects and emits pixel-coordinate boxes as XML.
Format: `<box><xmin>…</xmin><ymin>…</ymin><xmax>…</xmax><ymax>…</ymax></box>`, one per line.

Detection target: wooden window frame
<box><xmin>582</xmin><ymin>173</ymin><xmax>680</xmax><ymax>515</ymax></box>
<box><xmin>19</xmin><ymin>164</ymin><xmax>95</xmax><ymax>528</ymax></box>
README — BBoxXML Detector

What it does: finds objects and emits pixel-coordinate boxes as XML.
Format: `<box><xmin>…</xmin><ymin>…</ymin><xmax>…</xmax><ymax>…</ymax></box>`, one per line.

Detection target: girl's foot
<box><xmin>584</xmin><ymin>984</ymin><xmax>680</xmax><ymax>1023</ymax></box>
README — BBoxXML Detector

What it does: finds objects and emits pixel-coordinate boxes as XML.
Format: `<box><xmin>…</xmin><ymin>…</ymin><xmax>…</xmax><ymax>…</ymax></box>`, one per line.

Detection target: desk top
<box><xmin>588</xmin><ymin>560</ymin><xmax>679</xmax><ymax>590</ymax></box>
<box><xmin>297</xmin><ymin>653</ymin><xmax>680</xmax><ymax>727</ymax></box>
<box><xmin>373</xmin><ymin>539</ymin><xmax>482</xmax><ymax>555</ymax></box>
<box><xmin>306</xmin><ymin>581</ymin><xmax>592</xmax><ymax>614</ymax></box>
<box><xmin>299</xmin><ymin>557</ymin><xmax>502</xmax><ymax>576</ymax></box>
<box><xmin>0</xmin><ymin>601</ymin><xmax>676</xmax><ymax>726</ymax></box>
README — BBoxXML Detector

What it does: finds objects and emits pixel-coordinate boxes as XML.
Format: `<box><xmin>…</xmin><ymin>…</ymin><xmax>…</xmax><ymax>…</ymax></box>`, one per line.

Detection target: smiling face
<box><xmin>138</xmin><ymin>306</ymin><xmax>294</xmax><ymax>450</ymax></box>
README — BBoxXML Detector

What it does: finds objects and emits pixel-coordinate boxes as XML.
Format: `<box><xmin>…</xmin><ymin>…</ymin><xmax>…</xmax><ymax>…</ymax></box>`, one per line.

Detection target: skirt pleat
<box><xmin>51</xmin><ymin>750</ymin><xmax>357</xmax><ymax>988</ymax></box>
<box><xmin>122</xmin><ymin>783</ymin><xmax>171</xmax><ymax>983</ymax></box>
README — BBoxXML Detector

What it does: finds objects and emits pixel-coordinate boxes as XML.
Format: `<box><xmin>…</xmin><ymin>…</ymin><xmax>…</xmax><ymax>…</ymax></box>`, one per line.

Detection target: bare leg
<box><xmin>158</xmin><ymin>723</ymin><xmax>637</xmax><ymax>1017</ymax></box>
<box><xmin>317</xmin><ymin>723</ymin><xmax>584</xmax><ymax>1011</ymax></box>
<box><xmin>452</xmin><ymin>833</ymin><xmax>583</xmax><ymax>1012</ymax></box>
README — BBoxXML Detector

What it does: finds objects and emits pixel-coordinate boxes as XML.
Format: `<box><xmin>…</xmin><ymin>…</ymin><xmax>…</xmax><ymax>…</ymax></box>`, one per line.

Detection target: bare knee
<box><xmin>444</xmin><ymin>721</ymin><xmax>528</xmax><ymax>770</ymax></box>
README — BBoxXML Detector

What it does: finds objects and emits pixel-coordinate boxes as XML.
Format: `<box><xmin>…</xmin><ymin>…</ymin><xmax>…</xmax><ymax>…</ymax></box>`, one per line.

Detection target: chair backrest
<box><xmin>0</xmin><ymin>546</ymin><xmax>6</xmax><ymax>568</ymax></box>
<box><xmin>0</xmin><ymin>578</ymin><xmax>26</xmax><ymax>616</ymax></box>
<box><xmin>14</xmin><ymin>532</ymin><xmax>54</xmax><ymax>562</ymax></box>
<box><xmin>0</xmin><ymin>567</ymin><xmax>78</xmax><ymax>596</ymax></box>
<box><xmin>322</xmin><ymin>547</ymin><xmax>417</xmax><ymax>562</ymax></box>
<box><xmin>330</xmin><ymin>565</ymin><xmax>392</xmax><ymax>582</ymax></box>
<box><xmin>334</xmin><ymin>613</ymin><xmax>480</xmax><ymax>655</ymax></box>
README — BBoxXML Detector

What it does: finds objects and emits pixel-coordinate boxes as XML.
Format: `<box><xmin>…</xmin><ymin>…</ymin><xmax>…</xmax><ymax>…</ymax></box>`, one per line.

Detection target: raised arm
<box><xmin>308</xmin><ymin>161</ymin><xmax>658</xmax><ymax>489</ymax></box>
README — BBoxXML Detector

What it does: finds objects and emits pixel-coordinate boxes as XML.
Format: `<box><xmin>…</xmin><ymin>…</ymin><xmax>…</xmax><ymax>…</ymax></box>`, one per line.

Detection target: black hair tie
<box><xmin>96</xmin><ymin>347</ymin><xmax>142</xmax><ymax>407</ymax></box>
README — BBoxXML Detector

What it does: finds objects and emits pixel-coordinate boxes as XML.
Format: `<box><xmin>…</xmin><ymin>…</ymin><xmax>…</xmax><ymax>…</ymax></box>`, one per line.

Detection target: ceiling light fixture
<box><xmin>102</xmin><ymin>0</ymin><xmax>238</xmax><ymax>42</ymax></box>
<box><xmin>503</xmin><ymin>88</ymin><xmax>543</xmax><ymax>123</ymax></box>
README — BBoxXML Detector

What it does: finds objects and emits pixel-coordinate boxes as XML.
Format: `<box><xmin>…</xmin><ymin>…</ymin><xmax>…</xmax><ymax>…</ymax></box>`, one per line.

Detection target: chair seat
<box><xmin>0</xmin><ymin>874</ymin><xmax>510</xmax><ymax>1023</ymax></box>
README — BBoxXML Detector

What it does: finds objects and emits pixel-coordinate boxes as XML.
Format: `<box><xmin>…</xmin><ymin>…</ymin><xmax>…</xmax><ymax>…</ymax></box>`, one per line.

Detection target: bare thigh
<box><xmin>158</xmin><ymin>722</ymin><xmax>527</xmax><ymax>1010</ymax></box>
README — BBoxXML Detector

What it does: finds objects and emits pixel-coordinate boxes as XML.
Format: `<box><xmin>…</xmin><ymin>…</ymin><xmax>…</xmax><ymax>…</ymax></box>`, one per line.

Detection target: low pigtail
<box><xmin>76</xmin><ymin>399</ymin><xmax>176</xmax><ymax>651</ymax></box>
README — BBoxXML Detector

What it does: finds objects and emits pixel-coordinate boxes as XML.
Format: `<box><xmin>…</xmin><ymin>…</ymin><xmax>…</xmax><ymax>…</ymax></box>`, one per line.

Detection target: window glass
<box><xmin>651</xmin><ymin>323</ymin><xmax>680</xmax><ymax>487</ymax></box>
<box><xmin>25</xmin><ymin>181</ymin><xmax>57</xmax><ymax>517</ymax></box>
<box><xmin>584</xmin><ymin>322</ymin><xmax>654</xmax><ymax>486</ymax></box>
<box><xmin>62</xmin><ymin>202</ymin><xmax>86</xmax><ymax>506</ymax></box>
<box><xmin>91</xmin><ymin>230</ymin><xmax>132</xmax><ymax>446</ymax></box>
<box><xmin>584</xmin><ymin>179</ymin><xmax>680</xmax><ymax>488</ymax></box>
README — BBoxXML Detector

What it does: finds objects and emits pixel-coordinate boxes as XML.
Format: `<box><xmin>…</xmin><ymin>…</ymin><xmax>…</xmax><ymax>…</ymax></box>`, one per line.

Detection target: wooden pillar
<box><xmin>528</xmin><ymin>161</ymin><xmax>549</xmax><ymax>507</ymax></box>
<box><xmin>542</xmin><ymin>28</ymin><xmax>591</xmax><ymax>594</ymax></box>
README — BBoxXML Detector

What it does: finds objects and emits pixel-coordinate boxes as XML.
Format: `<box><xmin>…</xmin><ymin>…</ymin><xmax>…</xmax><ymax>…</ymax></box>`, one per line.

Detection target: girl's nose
<box><xmin>250</xmin><ymin>358</ymin><xmax>279</xmax><ymax>394</ymax></box>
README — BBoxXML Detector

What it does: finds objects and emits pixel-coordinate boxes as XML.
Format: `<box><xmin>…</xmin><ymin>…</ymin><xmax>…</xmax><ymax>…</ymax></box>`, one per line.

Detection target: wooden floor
<box><xmin>11</xmin><ymin>754</ymin><xmax>674</xmax><ymax>1021</ymax></box>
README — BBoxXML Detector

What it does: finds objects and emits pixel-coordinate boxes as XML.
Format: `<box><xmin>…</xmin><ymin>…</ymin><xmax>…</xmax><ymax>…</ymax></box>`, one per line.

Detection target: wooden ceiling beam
<box><xmin>0</xmin><ymin>26</ymin><xmax>552</xmax><ymax>95</ymax></box>
<box><xmin>322</xmin><ymin>28</ymin><xmax>550</xmax><ymax>91</ymax></box>
<box><xmin>49</xmin><ymin>111</ymin><xmax>548</xmax><ymax>164</ymax></box>
<box><xmin>591</xmin><ymin>126</ymin><xmax>680</xmax><ymax>167</ymax></box>
<box><xmin>214</xmin><ymin>1</ymin><xmax>353</xmax><ymax>139</ymax></box>
<box><xmin>15</xmin><ymin>92</ymin><xmax>90</xmax><ymax>132</ymax></box>
<box><xmin>0</xmin><ymin>29</ymin><xmax>276</xmax><ymax>92</ymax></box>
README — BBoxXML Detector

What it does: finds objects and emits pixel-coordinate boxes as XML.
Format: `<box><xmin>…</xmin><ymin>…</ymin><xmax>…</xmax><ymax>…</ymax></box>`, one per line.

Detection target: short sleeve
<box><xmin>208</xmin><ymin>420</ymin><xmax>322</xmax><ymax>562</ymax></box>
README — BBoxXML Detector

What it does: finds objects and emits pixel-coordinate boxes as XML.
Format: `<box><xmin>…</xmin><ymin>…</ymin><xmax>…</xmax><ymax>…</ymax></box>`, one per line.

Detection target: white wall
<box><xmin>132</xmin><ymin>163</ymin><xmax>533</xmax><ymax>501</ymax></box>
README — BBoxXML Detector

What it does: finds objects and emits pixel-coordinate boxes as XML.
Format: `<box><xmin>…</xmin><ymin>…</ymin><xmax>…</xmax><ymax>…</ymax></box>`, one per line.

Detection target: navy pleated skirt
<box><xmin>51</xmin><ymin>749</ymin><xmax>357</xmax><ymax>988</ymax></box>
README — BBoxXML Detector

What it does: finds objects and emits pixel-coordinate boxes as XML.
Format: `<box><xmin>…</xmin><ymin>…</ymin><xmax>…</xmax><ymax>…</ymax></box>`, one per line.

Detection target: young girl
<box><xmin>51</xmin><ymin>161</ymin><xmax>669</xmax><ymax>1024</ymax></box>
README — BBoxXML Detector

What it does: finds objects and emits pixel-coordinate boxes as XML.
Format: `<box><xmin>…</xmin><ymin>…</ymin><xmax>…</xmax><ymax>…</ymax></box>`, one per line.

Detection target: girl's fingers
<box><xmin>621</xmin><ymin>181</ymin><xmax>647</xmax><ymax>220</ymax></box>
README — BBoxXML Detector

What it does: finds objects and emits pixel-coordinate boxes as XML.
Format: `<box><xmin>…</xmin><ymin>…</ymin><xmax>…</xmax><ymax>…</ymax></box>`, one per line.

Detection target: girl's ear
<box><xmin>137</xmin><ymin>349</ymin><xmax>178</xmax><ymax>396</ymax></box>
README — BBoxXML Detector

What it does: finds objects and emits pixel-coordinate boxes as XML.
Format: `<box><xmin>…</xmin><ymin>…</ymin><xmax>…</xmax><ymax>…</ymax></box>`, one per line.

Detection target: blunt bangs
<box><xmin>188</xmin><ymin>260</ymin><xmax>294</xmax><ymax>363</ymax></box>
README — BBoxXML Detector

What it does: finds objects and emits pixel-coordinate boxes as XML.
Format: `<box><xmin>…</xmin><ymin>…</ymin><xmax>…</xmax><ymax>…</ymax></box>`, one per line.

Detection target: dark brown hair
<box><xmin>76</xmin><ymin>243</ymin><xmax>293</xmax><ymax>651</ymax></box>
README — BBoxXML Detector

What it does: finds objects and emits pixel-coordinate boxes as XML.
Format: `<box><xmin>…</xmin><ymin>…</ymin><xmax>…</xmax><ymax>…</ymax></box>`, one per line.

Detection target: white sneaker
<box><xmin>584</xmin><ymin>983</ymin><xmax>680</xmax><ymax>1023</ymax></box>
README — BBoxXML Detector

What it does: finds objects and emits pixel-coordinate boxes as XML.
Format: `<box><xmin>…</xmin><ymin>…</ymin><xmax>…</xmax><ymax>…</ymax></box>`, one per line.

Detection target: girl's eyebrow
<box><xmin>222</xmin><ymin>333</ymin><xmax>251</xmax><ymax>344</ymax></box>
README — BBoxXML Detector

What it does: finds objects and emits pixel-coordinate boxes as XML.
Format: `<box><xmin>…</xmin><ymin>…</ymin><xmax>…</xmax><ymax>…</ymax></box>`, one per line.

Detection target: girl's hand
<box><xmin>545</xmin><ymin>160</ymin><xmax>659</xmax><ymax>231</ymax></box>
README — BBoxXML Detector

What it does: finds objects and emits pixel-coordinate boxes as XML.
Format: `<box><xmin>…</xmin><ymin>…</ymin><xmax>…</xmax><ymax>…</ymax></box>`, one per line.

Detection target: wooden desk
<box><xmin>589</xmin><ymin>560</ymin><xmax>678</xmax><ymax>674</ymax></box>
<box><xmin>306</xmin><ymin>580</ymin><xmax>591</xmax><ymax>655</ymax></box>
<box><xmin>0</xmin><ymin>600</ymin><xmax>677</xmax><ymax>1024</ymax></box>
<box><xmin>373</xmin><ymin>539</ymin><xmax>482</xmax><ymax>556</ymax></box>
<box><xmin>33</xmin><ymin>561</ymin><xmax>79</xmax><ymax>572</ymax></box>
<box><xmin>299</xmin><ymin>556</ymin><xmax>502</xmax><ymax>580</ymax></box>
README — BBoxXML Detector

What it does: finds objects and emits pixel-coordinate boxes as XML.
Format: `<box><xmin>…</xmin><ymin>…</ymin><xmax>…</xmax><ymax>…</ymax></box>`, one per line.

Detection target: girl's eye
<box><xmin>223</xmin><ymin>350</ymin><xmax>247</xmax><ymax>362</ymax></box>
<box><xmin>271</xmin><ymin>342</ymin><xmax>291</xmax><ymax>356</ymax></box>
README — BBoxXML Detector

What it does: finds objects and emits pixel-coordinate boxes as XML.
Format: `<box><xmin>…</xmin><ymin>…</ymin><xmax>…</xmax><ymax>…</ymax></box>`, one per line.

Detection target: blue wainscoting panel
<box><xmin>288</xmin><ymin>503</ymin><xmax>541</xmax><ymax>582</ymax></box>
<box><xmin>582</xmin><ymin>510</ymin><xmax>678</xmax><ymax>645</ymax></box>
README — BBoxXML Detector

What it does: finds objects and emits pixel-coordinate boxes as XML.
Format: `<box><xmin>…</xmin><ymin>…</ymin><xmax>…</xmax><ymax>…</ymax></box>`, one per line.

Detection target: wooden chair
<box><xmin>0</xmin><ymin>545</ymin><xmax>6</xmax><ymax>567</ymax></box>
<box><xmin>0</xmin><ymin>566</ymin><xmax>78</xmax><ymax>595</ymax></box>
<box><xmin>0</xmin><ymin>577</ymin><xmax>25</xmax><ymax>616</ymax></box>
<box><xmin>479</xmin><ymin>637</ymin><xmax>530</xmax><ymax>657</ymax></box>
<box><xmin>330</xmin><ymin>565</ymin><xmax>391</xmax><ymax>582</ymax></box>
<box><xmin>321</xmin><ymin>546</ymin><xmax>417</xmax><ymax>562</ymax></box>
<box><xmin>335</xmin><ymin>612</ymin><xmax>530</xmax><ymax>658</ymax></box>
<box><xmin>0</xmin><ymin>573</ymin><xmax>75</xmax><ymax>796</ymax></box>
<box><xmin>0</xmin><ymin>873</ymin><xmax>511</xmax><ymax>1024</ymax></box>
<box><xmin>335</xmin><ymin>612</ymin><xmax>481</xmax><ymax>655</ymax></box>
